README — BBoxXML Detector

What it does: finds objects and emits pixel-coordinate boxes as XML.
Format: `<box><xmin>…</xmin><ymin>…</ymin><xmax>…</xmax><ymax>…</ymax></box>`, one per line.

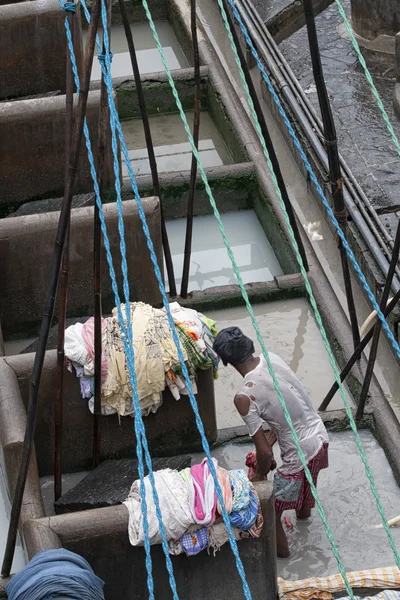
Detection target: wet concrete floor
<box><xmin>84</xmin><ymin>21</ymin><xmax>189</xmax><ymax>81</ymax></box>
<box><xmin>164</xmin><ymin>209</ymin><xmax>282</xmax><ymax>293</ymax></box>
<box><xmin>122</xmin><ymin>111</ymin><xmax>232</xmax><ymax>176</ymax></box>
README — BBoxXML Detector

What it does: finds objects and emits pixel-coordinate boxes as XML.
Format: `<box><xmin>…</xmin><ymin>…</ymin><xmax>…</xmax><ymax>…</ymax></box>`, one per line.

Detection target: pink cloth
<box><xmin>189</xmin><ymin>458</ymin><xmax>217</xmax><ymax>526</ymax></box>
<box><xmin>81</xmin><ymin>317</ymin><xmax>108</xmax><ymax>383</ymax></box>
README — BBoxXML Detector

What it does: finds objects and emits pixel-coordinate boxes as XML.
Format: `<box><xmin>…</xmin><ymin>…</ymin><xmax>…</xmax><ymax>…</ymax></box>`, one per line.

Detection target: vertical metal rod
<box><xmin>303</xmin><ymin>0</ymin><xmax>360</xmax><ymax>350</ymax></box>
<box><xmin>181</xmin><ymin>0</ymin><xmax>201</xmax><ymax>298</ymax></box>
<box><xmin>219</xmin><ymin>0</ymin><xmax>309</xmax><ymax>273</ymax></box>
<box><xmin>54</xmin><ymin>8</ymin><xmax>75</xmax><ymax>502</ymax></box>
<box><xmin>92</xmin><ymin>0</ymin><xmax>111</xmax><ymax>468</ymax></box>
<box><xmin>319</xmin><ymin>290</ymin><xmax>400</xmax><ymax>411</ymax></box>
<box><xmin>117</xmin><ymin>0</ymin><xmax>176</xmax><ymax>296</ymax></box>
<box><xmin>1</xmin><ymin>0</ymin><xmax>101</xmax><ymax>577</ymax></box>
<box><xmin>356</xmin><ymin>220</ymin><xmax>400</xmax><ymax>420</ymax></box>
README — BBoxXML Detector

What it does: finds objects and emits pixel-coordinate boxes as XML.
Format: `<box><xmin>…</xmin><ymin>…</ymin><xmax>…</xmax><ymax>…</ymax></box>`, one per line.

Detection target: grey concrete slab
<box><xmin>0</xmin><ymin>198</ymin><xmax>163</xmax><ymax>337</ymax></box>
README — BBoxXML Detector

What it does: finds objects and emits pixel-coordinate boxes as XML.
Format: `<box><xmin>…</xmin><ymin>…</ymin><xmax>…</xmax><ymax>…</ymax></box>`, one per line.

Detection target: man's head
<box><xmin>213</xmin><ymin>326</ymin><xmax>255</xmax><ymax>367</ymax></box>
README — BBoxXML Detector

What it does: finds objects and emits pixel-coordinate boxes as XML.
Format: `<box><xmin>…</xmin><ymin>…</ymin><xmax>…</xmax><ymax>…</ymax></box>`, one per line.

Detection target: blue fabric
<box><xmin>180</xmin><ymin>528</ymin><xmax>209</xmax><ymax>556</ymax></box>
<box><xmin>229</xmin><ymin>489</ymin><xmax>258</xmax><ymax>531</ymax></box>
<box><xmin>6</xmin><ymin>549</ymin><xmax>105</xmax><ymax>600</ymax></box>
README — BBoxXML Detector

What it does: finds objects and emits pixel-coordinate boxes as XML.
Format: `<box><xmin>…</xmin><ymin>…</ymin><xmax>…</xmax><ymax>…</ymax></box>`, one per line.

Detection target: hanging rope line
<box><xmin>334</xmin><ymin>0</ymin><xmax>400</xmax><ymax>158</ymax></box>
<box><xmin>61</xmin><ymin>10</ymin><xmax>160</xmax><ymax>600</ymax></box>
<box><xmin>62</xmin><ymin>3</ymin><xmax>400</xmax><ymax>599</ymax></box>
<box><xmin>225</xmin><ymin>0</ymin><xmax>400</xmax><ymax>363</ymax></box>
<box><xmin>66</xmin><ymin>2</ymin><xmax>252</xmax><ymax>598</ymax></box>
<box><xmin>138</xmin><ymin>0</ymin><xmax>400</xmax><ymax>580</ymax></box>
<box><xmin>222</xmin><ymin>0</ymin><xmax>400</xmax><ymax>568</ymax></box>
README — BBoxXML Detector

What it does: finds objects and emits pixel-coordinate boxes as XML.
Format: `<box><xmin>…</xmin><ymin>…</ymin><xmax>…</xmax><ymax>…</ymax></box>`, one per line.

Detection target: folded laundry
<box><xmin>126</xmin><ymin>461</ymin><xmax>263</xmax><ymax>558</ymax></box>
<box><xmin>124</xmin><ymin>468</ymin><xmax>193</xmax><ymax>546</ymax></box>
<box><xmin>229</xmin><ymin>469</ymin><xmax>252</xmax><ymax>512</ymax></box>
<box><xmin>229</xmin><ymin>486</ymin><xmax>259</xmax><ymax>531</ymax></box>
<box><xmin>188</xmin><ymin>458</ymin><xmax>218</xmax><ymax>527</ymax></box>
<box><xmin>64</xmin><ymin>302</ymin><xmax>219</xmax><ymax>418</ymax></box>
<box><xmin>216</xmin><ymin>466</ymin><xmax>233</xmax><ymax>515</ymax></box>
<box><xmin>180</xmin><ymin>528</ymin><xmax>210</xmax><ymax>556</ymax></box>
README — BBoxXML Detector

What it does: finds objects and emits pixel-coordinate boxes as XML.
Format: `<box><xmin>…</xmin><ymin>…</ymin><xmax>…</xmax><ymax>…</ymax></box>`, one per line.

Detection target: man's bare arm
<box><xmin>234</xmin><ymin>394</ymin><xmax>274</xmax><ymax>481</ymax></box>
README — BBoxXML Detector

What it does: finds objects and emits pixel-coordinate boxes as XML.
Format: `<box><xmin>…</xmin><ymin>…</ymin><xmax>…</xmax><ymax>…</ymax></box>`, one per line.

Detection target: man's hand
<box><xmin>250</xmin><ymin>470</ymin><xmax>266</xmax><ymax>483</ymax></box>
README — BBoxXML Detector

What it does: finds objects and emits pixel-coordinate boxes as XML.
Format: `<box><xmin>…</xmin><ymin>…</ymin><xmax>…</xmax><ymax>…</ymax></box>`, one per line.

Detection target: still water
<box><xmin>84</xmin><ymin>21</ymin><xmax>189</xmax><ymax>81</ymax></box>
<box><xmin>164</xmin><ymin>209</ymin><xmax>282</xmax><ymax>293</ymax></box>
<box><xmin>121</xmin><ymin>111</ymin><xmax>232</xmax><ymax>177</ymax></box>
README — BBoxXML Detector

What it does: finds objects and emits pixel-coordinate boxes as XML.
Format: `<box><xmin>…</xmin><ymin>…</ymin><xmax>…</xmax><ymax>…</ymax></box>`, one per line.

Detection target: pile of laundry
<box><xmin>64</xmin><ymin>302</ymin><xmax>219</xmax><ymax>418</ymax></box>
<box><xmin>123</xmin><ymin>459</ymin><xmax>264</xmax><ymax>557</ymax></box>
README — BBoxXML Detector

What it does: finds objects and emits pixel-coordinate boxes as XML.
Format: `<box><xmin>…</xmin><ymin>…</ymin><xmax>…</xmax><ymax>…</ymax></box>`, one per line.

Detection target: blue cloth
<box><xmin>180</xmin><ymin>528</ymin><xmax>209</xmax><ymax>556</ymax></box>
<box><xmin>6</xmin><ymin>549</ymin><xmax>105</xmax><ymax>600</ymax></box>
<box><xmin>229</xmin><ymin>489</ymin><xmax>258</xmax><ymax>531</ymax></box>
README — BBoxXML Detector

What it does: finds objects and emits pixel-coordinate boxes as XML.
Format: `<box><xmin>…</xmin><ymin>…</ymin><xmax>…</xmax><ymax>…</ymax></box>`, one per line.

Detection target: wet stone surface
<box><xmin>279</xmin><ymin>0</ymin><xmax>400</xmax><ymax>229</ymax></box>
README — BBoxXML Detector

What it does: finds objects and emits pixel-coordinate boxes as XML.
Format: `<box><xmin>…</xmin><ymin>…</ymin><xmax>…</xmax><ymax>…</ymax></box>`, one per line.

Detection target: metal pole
<box><xmin>303</xmin><ymin>0</ymin><xmax>360</xmax><ymax>351</ymax></box>
<box><xmin>356</xmin><ymin>220</ymin><xmax>400</xmax><ymax>420</ymax></box>
<box><xmin>117</xmin><ymin>0</ymin><xmax>176</xmax><ymax>296</ymax></box>
<box><xmin>218</xmin><ymin>0</ymin><xmax>309</xmax><ymax>272</ymax></box>
<box><xmin>92</xmin><ymin>0</ymin><xmax>111</xmax><ymax>468</ymax></box>
<box><xmin>181</xmin><ymin>0</ymin><xmax>201</xmax><ymax>298</ymax></box>
<box><xmin>1</xmin><ymin>0</ymin><xmax>101</xmax><ymax>576</ymax></box>
<box><xmin>54</xmin><ymin>8</ymin><xmax>75</xmax><ymax>501</ymax></box>
<box><xmin>319</xmin><ymin>289</ymin><xmax>400</xmax><ymax>411</ymax></box>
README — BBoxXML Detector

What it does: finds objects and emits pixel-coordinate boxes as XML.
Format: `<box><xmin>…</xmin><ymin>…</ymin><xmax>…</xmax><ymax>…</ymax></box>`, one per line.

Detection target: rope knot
<box><xmin>62</xmin><ymin>1</ymin><xmax>76</xmax><ymax>12</ymax></box>
<box><xmin>98</xmin><ymin>52</ymin><xmax>114</xmax><ymax>67</ymax></box>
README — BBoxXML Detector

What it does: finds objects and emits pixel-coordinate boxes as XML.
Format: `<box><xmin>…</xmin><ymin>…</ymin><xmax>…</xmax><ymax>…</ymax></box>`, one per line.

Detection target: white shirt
<box><xmin>238</xmin><ymin>353</ymin><xmax>328</xmax><ymax>474</ymax></box>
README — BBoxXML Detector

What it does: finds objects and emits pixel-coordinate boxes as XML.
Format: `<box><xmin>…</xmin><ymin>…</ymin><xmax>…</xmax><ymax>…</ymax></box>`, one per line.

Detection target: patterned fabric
<box><xmin>239</xmin><ymin>489</ymin><xmax>264</xmax><ymax>539</ymax></box>
<box><xmin>175</xmin><ymin>323</ymin><xmax>213</xmax><ymax>373</ymax></box>
<box><xmin>278</xmin><ymin>566</ymin><xmax>400</xmax><ymax>600</ymax></box>
<box><xmin>229</xmin><ymin>469</ymin><xmax>251</xmax><ymax>511</ymax></box>
<box><xmin>180</xmin><ymin>528</ymin><xmax>210</xmax><ymax>556</ymax></box>
<box><xmin>274</xmin><ymin>443</ymin><xmax>329</xmax><ymax>512</ymax></box>
<box><xmin>229</xmin><ymin>487</ymin><xmax>259</xmax><ymax>531</ymax></box>
<box><xmin>339</xmin><ymin>592</ymin><xmax>400</xmax><ymax>600</ymax></box>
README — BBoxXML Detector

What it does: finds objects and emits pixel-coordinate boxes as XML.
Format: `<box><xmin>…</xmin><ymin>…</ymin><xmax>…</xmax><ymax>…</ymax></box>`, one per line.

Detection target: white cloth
<box><xmin>238</xmin><ymin>353</ymin><xmax>328</xmax><ymax>475</ymax></box>
<box><xmin>208</xmin><ymin>522</ymin><xmax>241</xmax><ymax>555</ymax></box>
<box><xmin>64</xmin><ymin>323</ymin><xmax>94</xmax><ymax>376</ymax></box>
<box><xmin>124</xmin><ymin>469</ymin><xmax>193</xmax><ymax>546</ymax></box>
<box><xmin>169</xmin><ymin>302</ymin><xmax>206</xmax><ymax>351</ymax></box>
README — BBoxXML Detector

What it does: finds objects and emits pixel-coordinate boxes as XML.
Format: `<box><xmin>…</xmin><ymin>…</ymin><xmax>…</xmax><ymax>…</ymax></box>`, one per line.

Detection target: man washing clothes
<box><xmin>213</xmin><ymin>326</ymin><xmax>329</xmax><ymax>558</ymax></box>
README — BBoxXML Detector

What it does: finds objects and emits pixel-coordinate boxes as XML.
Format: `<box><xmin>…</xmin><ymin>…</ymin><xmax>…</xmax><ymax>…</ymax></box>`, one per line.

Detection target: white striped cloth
<box><xmin>278</xmin><ymin>566</ymin><xmax>400</xmax><ymax>599</ymax></box>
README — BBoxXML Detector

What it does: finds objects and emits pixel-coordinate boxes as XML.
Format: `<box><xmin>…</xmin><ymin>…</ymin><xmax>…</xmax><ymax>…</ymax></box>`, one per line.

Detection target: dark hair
<box><xmin>213</xmin><ymin>327</ymin><xmax>255</xmax><ymax>366</ymax></box>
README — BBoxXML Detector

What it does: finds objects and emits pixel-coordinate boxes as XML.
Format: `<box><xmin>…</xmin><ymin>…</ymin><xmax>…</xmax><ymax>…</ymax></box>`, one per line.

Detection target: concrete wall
<box><xmin>0</xmin><ymin>0</ymin><xmax>83</xmax><ymax>100</ymax></box>
<box><xmin>23</xmin><ymin>481</ymin><xmax>277</xmax><ymax>600</ymax></box>
<box><xmin>351</xmin><ymin>0</ymin><xmax>400</xmax><ymax>40</ymax></box>
<box><xmin>0</xmin><ymin>198</ymin><xmax>163</xmax><ymax>336</ymax></box>
<box><xmin>0</xmin><ymin>90</ymin><xmax>114</xmax><ymax>209</ymax></box>
<box><xmin>3</xmin><ymin>351</ymin><xmax>217</xmax><ymax>476</ymax></box>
